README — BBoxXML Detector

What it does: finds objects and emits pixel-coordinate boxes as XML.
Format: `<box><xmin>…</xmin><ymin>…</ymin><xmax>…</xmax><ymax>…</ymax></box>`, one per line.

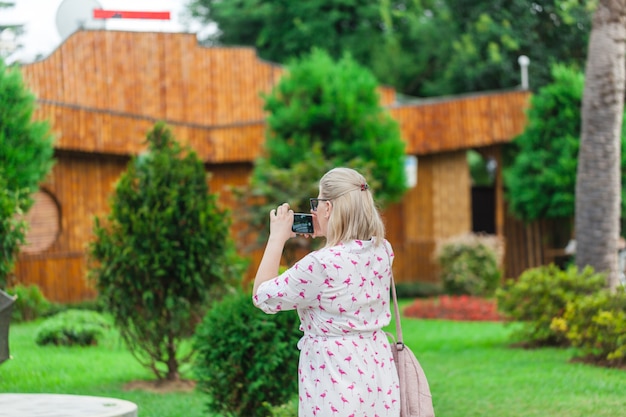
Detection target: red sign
<box><xmin>93</xmin><ymin>9</ymin><xmax>171</xmax><ymax>20</ymax></box>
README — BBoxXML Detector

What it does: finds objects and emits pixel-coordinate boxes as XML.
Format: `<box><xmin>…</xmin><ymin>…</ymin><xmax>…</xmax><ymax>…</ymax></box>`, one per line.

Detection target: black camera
<box><xmin>292</xmin><ymin>213</ymin><xmax>314</xmax><ymax>234</ymax></box>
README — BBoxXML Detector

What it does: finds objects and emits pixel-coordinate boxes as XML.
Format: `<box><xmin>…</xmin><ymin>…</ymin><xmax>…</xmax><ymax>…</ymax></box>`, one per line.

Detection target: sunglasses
<box><xmin>310</xmin><ymin>198</ymin><xmax>331</xmax><ymax>211</ymax></box>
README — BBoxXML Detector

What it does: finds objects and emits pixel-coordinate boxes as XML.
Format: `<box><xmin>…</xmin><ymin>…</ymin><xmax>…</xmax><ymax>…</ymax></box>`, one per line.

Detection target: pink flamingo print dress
<box><xmin>254</xmin><ymin>238</ymin><xmax>401</xmax><ymax>417</ymax></box>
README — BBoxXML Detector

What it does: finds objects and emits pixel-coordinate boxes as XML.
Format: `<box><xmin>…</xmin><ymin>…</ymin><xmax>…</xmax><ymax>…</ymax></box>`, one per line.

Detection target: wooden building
<box><xmin>14</xmin><ymin>30</ymin><xmax>537</xmax><ymax>303</ymax></box>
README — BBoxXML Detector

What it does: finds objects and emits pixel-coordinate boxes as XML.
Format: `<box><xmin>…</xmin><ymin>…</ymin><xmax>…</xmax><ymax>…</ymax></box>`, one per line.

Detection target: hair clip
<box><xmin>360</xmin><ymin>183</ymin><xmax>369</xmax><ymax>191</ymax></box>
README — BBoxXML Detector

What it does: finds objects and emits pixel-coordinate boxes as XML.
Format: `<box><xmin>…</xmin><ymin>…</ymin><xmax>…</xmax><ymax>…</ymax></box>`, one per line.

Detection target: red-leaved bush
<box><xmin>404</xmin><ymin>295</ymin><xmax>502</xmax><ymax>321</ymax></box>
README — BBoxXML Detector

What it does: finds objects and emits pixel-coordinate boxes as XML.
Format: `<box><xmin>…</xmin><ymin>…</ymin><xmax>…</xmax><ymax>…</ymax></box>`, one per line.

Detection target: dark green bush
<box><xmin>394</xmin><ymin>281</ymin><xmax>443</xmax><ymax>298</ymax></box>
<box><xmin>435</xmin><ymin>233</ymin><xmax>503</xmax><ymax>296</ymax></box>
<box><xmin>551</xmin><ymin>287</ymin><xmax>626</xmax><ymax>365</ymax></box>
<box><xmin>35</xmin><ymin>309</ymin><xmax>111</xmax><ymax>347</ymax></box>
<box><xmin>8</xmin><ymin>284</ymin><xmax>52</xmax><ymax>322</ymax></box>
<box><xmin>496</xmin><ymin>264</ymin><xmax>606</xmax><ymax>346</ymax></box>
<box><xmin>194</xmin><ymin>291</ymin><xmax>301</xmax><ymax>417</ymax></box>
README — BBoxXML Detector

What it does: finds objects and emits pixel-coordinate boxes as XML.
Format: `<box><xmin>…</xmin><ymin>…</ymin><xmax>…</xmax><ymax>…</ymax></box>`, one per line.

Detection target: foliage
<box><xmin>394</xmin><ymin>281</ymin><xmax>443</xmax><ymax>299</ymax></box>
<box><xmin>267</xmin><ymin>398</ymin><xmax>298</xmax><ymax>417</ymax></box>
<box><xmin>0</xmin><ymin>180</ymin><xmax>27</xmax><ymax>288</ymax></box>
<box><xmin>423</xmin><ymin>0</ymin><xmax>593</xmax><ymax>95</ymax></box>
<box><xmin>193</xmin><ymin>291</ymin><xmax>301</xmax><ymax>417</ymax></box>
<box><xmin>504</xmin><ymin>64</ymin><xmax>626</xmax><ymax>222</ymax></box>
<box><xmin>89</xmin><ymin>122</ymin><xmax>247</xmax><ymax>381</ymax></box>
<box><xmin>233</xmin><ymin>144</ymin><xmax>333</xmax><ymax>261</ymax></box>
<box><xmin>188</xmin><ymin>0</ymin><xmax>449</xmax><ymax>96</ymax></box>
<box><xmin>496</xmin><ymin>264</ymin><xmax>606</xmax><ymax>346</ymax></box>
<box><xmin>188</xmin><ymin>0</ymin><xmax>592</xmax><ymax>97</ymax></box>
<box><xmin>7</xmin><ymin>283</ymin><xmax>51</xmax><ymax>322</ymax></box>
<box><xmin>551</xmin><ymin>288</ymin><xmax>626</xmax><ymax>365</ymax></box>
<box><xmin>237</xmin><ymin>49</ymin><xmax>406</xmax><ymax>257</ymax></box>
<box><xmin>0</xmin><ymin>59</ymin><xmax>55</xmax><ymax>287</ymax></box>
<box><xmin>263</xmin><ymin>49</ymin><xmax>406</xmax><ymax>204</ymax></box>
<box><xmin>434</xmin><ymin>233</ymin><xmax>503</xmax><ymax>296</ymax></box>
<box><xmin>467</xmin><ymin>150</ymin><xmax>495</xmax><ymax>186</ymax></box>
<box><xmin>35</xmin><ymin>309</ymin><xmax>111</xmax><ymax>347</ymax></box>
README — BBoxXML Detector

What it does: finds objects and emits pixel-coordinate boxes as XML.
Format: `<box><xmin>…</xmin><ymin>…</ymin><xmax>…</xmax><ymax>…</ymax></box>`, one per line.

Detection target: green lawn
<box><xmin>1</xmin><ymin>303</ymin><xmax>625</xmax><ymax>417</ymax></box>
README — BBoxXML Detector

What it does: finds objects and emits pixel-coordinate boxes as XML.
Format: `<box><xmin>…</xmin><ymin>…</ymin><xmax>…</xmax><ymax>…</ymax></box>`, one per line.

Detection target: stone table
<box><xmin>0</xmin><ymin>393</ymin><xmax>138</xmax><ymax>417</ymax></box>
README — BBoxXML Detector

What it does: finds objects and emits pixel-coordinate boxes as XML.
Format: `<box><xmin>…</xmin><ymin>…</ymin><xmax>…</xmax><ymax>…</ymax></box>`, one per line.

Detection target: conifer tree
<box><xmin>89</xmin><ymin>123</ymin><xmax>245</xmax><ymax>381</ymax></box>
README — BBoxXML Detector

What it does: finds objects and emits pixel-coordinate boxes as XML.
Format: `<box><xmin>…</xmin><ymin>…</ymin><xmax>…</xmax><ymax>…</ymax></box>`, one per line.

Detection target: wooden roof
<box><xmin>21</xmin><ymin>30</ymin><xmax>529</xmax><ymax>161</ymax></box>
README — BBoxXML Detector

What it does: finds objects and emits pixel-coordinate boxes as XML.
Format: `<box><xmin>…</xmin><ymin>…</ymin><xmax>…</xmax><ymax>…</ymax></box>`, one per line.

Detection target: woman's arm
<box><xmin>253</xmin><ymin>203</ymin><xmax>294</xmax><ymax>296</ymax></box>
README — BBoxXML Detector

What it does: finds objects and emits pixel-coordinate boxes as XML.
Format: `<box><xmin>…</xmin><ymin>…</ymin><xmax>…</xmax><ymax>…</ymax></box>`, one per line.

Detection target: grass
<box><xmin>2</xmin><ymin>302</ymin><xmax>626</xmax><ymax>417</ymax></box>
<box><xmin>1</xmin><ymin>320</ymin><xmax>208</xmax><ymax>417</ymax></box>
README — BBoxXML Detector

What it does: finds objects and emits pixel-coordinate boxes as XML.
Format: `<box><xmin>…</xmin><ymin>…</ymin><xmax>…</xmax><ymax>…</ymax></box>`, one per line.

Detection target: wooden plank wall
<box><xmin>15</xmin><ymin>152</ymin><xmax>254</xmax><ymax>302</ymax></box>
<box><xmin>15</xmin><ymin>152</ymin><xmax>128</xmax><ymax>301</ymax></box>
<box><xmin>503</xmin><ymin>215</ymin><xmax>573</xmax><ymax>279</ymax></box>
<box><xmin>21</xmin><ymin>31</ymin><xmax>280</xmax><ymax>162</ymax></box>
<box><xmin>383</xmin><ymin>151</ymin><xmax>471</xmax><ymax>283</ymax></box>
<box><xmin>391</xmin><ymin>91</ymin><xmax>530</xmax><ymax>155</ymax></box>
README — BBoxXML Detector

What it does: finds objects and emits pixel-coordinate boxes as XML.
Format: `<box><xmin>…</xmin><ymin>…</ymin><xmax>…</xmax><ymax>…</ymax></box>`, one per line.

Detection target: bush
<box><xmin>551</xmin><ymin>288</ymin><xmax>626</xmax><ymax>366</ymax></box>
<box><xmin>496</xmin><ymin>264</ymin><xmax>606</xmax><ymax>346</ymax></box>
<box><xmin>394</xmin><ymin>281</ymin><xmax>443</xmax><ymax>299</ymax></box>
<box><xmin>35</xmin><ymin>309</ymin><xmax>112</xmax><ymax>347</ymax></box>
<box><xmin>194</xmin><ymin>291</ymin><xmax>301</xmax><ymax>417</ymax></box>
<box><xmin>267</xmin><ymin>397</ymin><xmax>298</xmax><ymax>417</ymax></box>
<box><xmin>434</xmin><ymin>233</ymin><xmax>503</xmax><ymax>296</ymax></box>
<box><xmin>8</xmin><ymin>284</ymin><xmax>52</xmax><ymax>322</ymax></box>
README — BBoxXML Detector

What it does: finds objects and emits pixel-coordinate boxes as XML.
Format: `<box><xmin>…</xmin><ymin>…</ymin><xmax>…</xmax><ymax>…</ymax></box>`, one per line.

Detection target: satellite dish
<box><xmin>55</xmin><ymin>0</ymin><xmax>106</xmax><ymax>41</ymax></box>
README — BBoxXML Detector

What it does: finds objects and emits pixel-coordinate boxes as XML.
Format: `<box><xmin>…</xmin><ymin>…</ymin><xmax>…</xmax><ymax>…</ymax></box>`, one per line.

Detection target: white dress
<box><xmin>254</xmin><ymin>239</ymin><xmax>401</xmax><ymax>417</ymax></box>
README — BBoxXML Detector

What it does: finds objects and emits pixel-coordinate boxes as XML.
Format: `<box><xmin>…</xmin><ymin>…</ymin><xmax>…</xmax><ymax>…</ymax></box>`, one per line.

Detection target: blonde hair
<box><xmin>319</xmin><ymin>167</ymin><xmax>385</xmax><ymax>247</ymax></box>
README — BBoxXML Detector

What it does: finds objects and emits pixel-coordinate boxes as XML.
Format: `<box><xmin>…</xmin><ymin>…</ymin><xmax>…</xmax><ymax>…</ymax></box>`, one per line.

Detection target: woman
<box><xmin>253</xmin><ymin>167</ymin><xmax>400</xmax><ymax>417</ymax></box>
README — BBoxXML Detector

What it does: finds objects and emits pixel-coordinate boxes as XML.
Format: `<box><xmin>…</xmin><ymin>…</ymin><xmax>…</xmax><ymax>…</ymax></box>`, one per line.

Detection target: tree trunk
<box><xmin>575</xmin><ymin>0</ymin><xmax>626</xmax><ymax>290</ymax></box>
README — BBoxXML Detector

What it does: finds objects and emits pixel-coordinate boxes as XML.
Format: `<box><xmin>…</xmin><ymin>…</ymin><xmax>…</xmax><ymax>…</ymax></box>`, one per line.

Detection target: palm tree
<box><xmin>575</xmin><ymin>0</ymin><xmax>626</xmax><ymax>290</ymax></box>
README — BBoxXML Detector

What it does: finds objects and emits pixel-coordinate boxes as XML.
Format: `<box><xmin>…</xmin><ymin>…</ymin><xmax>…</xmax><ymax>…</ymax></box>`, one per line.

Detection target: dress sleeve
<box><xmin>253</xmin><ymin>253</ymin><xmax>324</xmax><ymax>314</ymax></box>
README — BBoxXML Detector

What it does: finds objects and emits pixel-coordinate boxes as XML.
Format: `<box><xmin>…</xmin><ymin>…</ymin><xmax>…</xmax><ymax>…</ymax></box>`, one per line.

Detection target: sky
<box><xmin>3</xmin><ymin>0</ymin><xmax>210</xmax><ymax>63</ymax></box>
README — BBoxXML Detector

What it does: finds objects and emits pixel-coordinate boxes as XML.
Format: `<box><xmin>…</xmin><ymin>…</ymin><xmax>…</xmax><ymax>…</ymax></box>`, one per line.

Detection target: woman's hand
<box><xmin>253</xmin><ymin>203</ymin><xmax>295</xmax><ymax>296</ymax></box>
<box><xmin>269</xmin><ymin>203</ymin><xmax>296</xmax><ymax>243</ymax></box>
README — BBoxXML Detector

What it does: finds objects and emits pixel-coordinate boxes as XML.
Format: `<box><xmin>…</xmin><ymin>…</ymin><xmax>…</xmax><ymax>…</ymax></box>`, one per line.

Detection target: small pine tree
<box><xmin>89</xmin><ymin>123</ymin><xmax>246</xmax><ymax>381</ymax></box>
<box><xmin>0</xmin><ymin>59</ymin><xmax>55</xmax><ymax>287</ymax></box>
<box><xmin>237</xmin><ymin>49</ymin><xmax>407</xmax><ymax>258</ymax></box>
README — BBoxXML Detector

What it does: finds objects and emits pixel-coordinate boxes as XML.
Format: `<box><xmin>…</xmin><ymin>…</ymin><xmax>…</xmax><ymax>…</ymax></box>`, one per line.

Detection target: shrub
<box><xmin>434</xmin><ymin>233</ymin><xmax>503</xmax><ymax>296</ymax></box>
<box><xmin>194</xmin><ymin>291</ymin><xmax>301</xmax><ymax>417</ymax></box>
<box><xmin>496</xmin><ymin>264</ymin><xmax>606</xmax><ymax>346</ymax></box>
<box><xmin>8</xmin><ymin>284</ymin><xmax>52</xmax><ymax>322</ymax></box>
<box><xmin>395</xmin><ymin>281</ymin><xmax>443</xmax><ymax>299</ymax></box>
<box><xmin>551</xmin><ymin>288</ymin><xmax>626</xmax><ymax>366</ymax></box>
<box><xmin>35</xmin><ymin>309</ymin><xmax>111</xmax><ymax>347</ymax></box>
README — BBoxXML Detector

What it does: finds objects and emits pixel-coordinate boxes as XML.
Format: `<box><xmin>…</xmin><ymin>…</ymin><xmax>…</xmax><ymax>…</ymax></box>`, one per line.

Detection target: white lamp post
<box><xmin>518</xmin><ymin>55</ymin><xmax>530</xmax><ymax>90</ymax></box>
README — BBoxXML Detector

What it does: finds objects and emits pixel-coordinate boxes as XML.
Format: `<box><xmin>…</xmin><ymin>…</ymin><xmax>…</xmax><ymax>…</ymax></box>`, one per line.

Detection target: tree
<box><xmin>504</xmin><ymin>64</ymin><xmax>626</xmax><ymax>223</ymax></box>
<box><xmin>0</xmin><ymin>58</ymin><xmax>54</xmax><ymax>287</ymax></box>
<box><xmin>187</xmin><ymin>0</ymin><xmax>593</xmax><ymax>97</ymax></box>
<box><xmin>236</xmin><ymin>49</ymin><xmax>406</xmax><ymax>259</ymax></box>
<box><xmin>505</xmin><ymin>65</ymin><xmax>583</xmax><ymax>222</ymax></box>
<box><xmin>575</xmin><ymin>0</ymin><xmax>626</xmax><ymax>290</ymax></box>
<box><xmin>187</xmin><ymin>0</ymin><xmax>454</xmax><ymax>96</ymax></box>
<box><xmin>89</xmin><ymin>123</ymin><xmax>246</xmax><ymax>381</ymax></box>
<box><xmin>423</xmin><ymin>0</ymin><xmax>594</xmax><ymax>95</ymax></box>
<box><xmin>0</xmin><ymin>2</ymin><xmax>24</xmax><ymax>59</ymax></box>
